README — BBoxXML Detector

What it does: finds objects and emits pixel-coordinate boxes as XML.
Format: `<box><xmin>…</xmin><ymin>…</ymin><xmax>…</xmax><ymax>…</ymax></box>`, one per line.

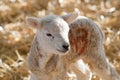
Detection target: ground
<box><xmin>0</xmin><ymin>0</ymin><xmax>120</xmax><ymax>80</ymax></box>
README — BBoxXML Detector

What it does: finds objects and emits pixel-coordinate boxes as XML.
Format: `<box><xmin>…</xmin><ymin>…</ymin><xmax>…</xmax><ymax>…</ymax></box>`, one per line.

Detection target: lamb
<box><xmin>26</xmin><ymin>12</ymin><xmax>120</xmax><ymax>80</ymax></box>
<box><xmin>26</xmin><ymin>13</ymin><xmax>80</xmax><ymax>80</ymax></box>
<box><xmin>68</xmin><ymin>16</ymin><xmax>120</xmax><ymax>80</ymax></box>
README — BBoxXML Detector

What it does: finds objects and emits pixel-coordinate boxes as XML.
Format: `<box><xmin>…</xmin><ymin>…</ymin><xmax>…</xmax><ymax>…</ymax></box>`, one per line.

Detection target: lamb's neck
<box><xmin>38</xmin><ymin>53</ymin><xmax>54</xmax><ymax>70</ymax></box>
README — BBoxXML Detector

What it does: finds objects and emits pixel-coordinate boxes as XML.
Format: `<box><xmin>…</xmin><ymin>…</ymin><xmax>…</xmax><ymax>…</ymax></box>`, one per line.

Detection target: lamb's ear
<box><xmin>26</xmin><ymin>17</ymin><xmax>42</xmax><ymax>28</ymax></box>
<box><xmin>61</xmin><ymin>12</ymin><xmax>80</xmax><ymax>24</ymax></box>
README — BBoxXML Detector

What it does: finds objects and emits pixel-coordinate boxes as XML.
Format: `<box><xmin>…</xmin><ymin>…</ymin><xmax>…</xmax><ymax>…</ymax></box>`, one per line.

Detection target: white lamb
<box><xmin>26</xmin><ymin>12</ymin><xmax>120</xmax><ymax>80</ymax></box>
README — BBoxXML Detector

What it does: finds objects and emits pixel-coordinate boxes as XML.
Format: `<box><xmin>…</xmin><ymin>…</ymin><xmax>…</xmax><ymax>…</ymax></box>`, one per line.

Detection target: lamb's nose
<box><xmin>62</xmin><ymin>44</ymin><xmax>69</xmax><ymax>51</ymax></box>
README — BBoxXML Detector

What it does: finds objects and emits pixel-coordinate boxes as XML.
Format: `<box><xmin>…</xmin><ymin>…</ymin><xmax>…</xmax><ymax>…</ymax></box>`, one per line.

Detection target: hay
<box><xmin>0</xmin><ymin>0</ymin><xmax>120</xmax><ymax>80</ymax></box>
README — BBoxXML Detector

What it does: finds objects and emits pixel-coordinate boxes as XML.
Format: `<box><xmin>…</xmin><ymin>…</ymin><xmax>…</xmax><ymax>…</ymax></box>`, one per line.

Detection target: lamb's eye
<box><xmin>46</xmin><ymin>33</ymin><xmax>54</xmax><ymax>39</ymax></box>
<box><xmin>46</xmin><ymin>33</ymin><xmax>52</xmax><ymax>37</ymax></box>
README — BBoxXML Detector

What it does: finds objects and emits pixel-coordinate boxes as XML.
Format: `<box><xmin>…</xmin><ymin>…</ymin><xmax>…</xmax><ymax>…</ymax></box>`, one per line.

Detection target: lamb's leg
<box><xmin>86</xmin><ymin>45</ymin><xmax>120</xmax><ymax>80</ymax></box>
<box><xmin>71</xmin><ymin>59</ymin><xmax>92</xmax><ymax>80</ymax></box>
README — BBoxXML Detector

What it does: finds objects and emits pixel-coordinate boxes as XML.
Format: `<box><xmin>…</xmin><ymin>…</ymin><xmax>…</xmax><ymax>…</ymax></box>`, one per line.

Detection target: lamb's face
<box><xmin>38</xmin><ymin>17</ymin><xmax>70</xmax><ymax>54</ymax></box>
<box><xmin>26</xmin><ymin>13</ymin><xmax>79</xmax><ymax>54</ymax></box>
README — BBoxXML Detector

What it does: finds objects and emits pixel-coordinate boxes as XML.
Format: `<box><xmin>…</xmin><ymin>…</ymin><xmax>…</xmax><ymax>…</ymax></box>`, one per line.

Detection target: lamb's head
<box><xmin>26</xmin><ymin>12</ymin><xmax>79</xmax><ymax>55</ymax></box>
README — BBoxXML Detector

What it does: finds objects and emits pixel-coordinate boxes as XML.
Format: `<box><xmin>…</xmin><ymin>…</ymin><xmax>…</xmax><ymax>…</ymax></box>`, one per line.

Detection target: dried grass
<box><xmin>0</xmin><ymin>0</ymin><xmax>120</xmax><ymax>80</ymax></box>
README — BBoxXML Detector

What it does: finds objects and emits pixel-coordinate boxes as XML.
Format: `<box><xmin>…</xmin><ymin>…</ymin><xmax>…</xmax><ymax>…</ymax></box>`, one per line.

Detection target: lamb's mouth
<box><xmin>57</xmin><ymin>49</ymin><xmax>68</xmax><ymax>53</ymax></box>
